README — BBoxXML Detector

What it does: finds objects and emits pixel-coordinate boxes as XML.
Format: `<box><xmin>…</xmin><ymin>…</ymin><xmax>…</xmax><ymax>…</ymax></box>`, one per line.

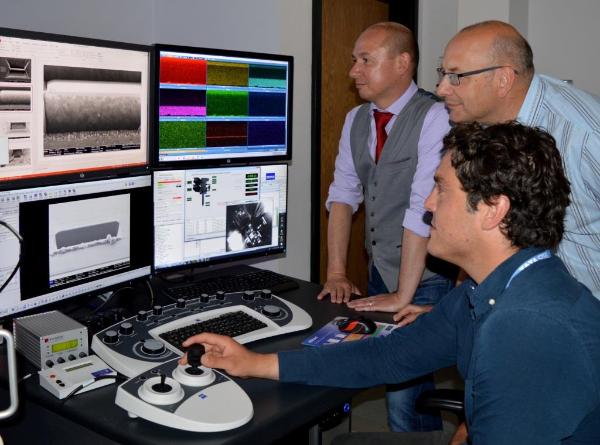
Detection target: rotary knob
<box><xmin>119</xmin><ymin>322</ymin><xmax>134</xmax><ymax>335</ymax></box>
<box><xmin>141</xmin><ymin>339</ymin><xmax>166</xmax><ymax>356</ymax></box>
<box><xmin>200</xmin><ymin>293</ymin><xmax>210</xmax><ymax>303</ymax></box>
<box><xmin>243</xmin><ymin>290</ymin><xmax>255</xmax><ymax>301</ymax></box>
<box><xmin>215</xmin><ymin>291</ymin><xmax>225</xmax><ymax>301</ymax></box>
<box><xmin>137</xmin><ymin>310</ymin><xmax>148</xmax><ymax>321</ymax></box>
<box><xmin>263</xmin><ymin>305</ymin><xmax>282</xmax><ymax>318</ymax></box>
<box><xmin>176</xmin><ymin>298</ymin><xmax>186</xmax><ymax>308</ymax></box>
<box><xmin>261</xmin><ymin>289</ymin><xmax>272</xmax><ymax>299</ymax></box>
<box><xmin>104</xmin><ymin>330</ymin><xmax>119</xmax><ymax>344</ymax></box>
<box><xmin>153</xmin><ymin>305</ymin><xmax>163</xmax><ymax>316</ymax></box>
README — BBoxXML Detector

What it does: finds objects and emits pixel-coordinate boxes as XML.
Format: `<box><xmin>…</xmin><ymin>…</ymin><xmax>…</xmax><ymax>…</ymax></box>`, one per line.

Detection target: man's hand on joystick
<box><xmin>186</xmin><ymin>344</ymin><xmax>206</xmax><ymax>375</ymax></box>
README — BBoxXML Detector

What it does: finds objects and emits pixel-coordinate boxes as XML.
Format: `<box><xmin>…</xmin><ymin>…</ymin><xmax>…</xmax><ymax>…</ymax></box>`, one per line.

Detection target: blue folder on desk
<box><xmin>302</xmin><ymin>317</ymin><xmax>398</xmax><ymax>347</ymax></box>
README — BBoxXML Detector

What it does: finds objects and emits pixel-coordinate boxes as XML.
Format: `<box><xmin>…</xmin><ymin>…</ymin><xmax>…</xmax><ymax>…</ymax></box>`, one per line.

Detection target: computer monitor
<box><xmin>153</xmin><ymin>164</ymin><xmax>287</xmax><ymax>272</ymax></box>
<box><xmin>154</xmin><ymin>44</ymin><xmax>293</xmax><ymax>165</ymax></box>
<box><xmin>0</xmin><ymin>27</ymin><xmax>151</xmax><ymax>188</ymax></box>
<box><xmin>0</xmin><ymin>175</ymin><xmax>152</xmax><ymax>318</ymax></box>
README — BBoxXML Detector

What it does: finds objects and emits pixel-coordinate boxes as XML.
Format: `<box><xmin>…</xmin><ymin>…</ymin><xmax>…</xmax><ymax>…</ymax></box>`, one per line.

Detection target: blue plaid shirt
<box><xmin>517</xmin><ymin>74</ymin><xmax>600</xmax><ymax>298</ymax></box>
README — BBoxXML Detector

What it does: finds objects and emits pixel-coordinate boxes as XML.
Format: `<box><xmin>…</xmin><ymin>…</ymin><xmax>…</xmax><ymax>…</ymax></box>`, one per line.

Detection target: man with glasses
<box><xmin>436</xmin><ymin>20</ymin><xmax>600</xmax><ymax>299</ymax></box>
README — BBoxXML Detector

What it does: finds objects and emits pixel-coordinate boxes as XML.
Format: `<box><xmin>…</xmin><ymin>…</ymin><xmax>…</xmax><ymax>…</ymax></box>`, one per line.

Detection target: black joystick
<box><xmin>152</xmin><ymin>373</ymin><xmax>172</xmax><ymax>393</ymax></box>
<box><xmin>186</xmin><ymin>344</ymin><xmax>206</xmax><ymax>376</ymax></box>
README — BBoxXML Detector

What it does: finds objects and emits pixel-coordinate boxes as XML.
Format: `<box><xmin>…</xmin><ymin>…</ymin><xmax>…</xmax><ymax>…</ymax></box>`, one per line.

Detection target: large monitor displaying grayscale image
<box><xmin>0</xmin><ymin>28</ymin><xmax>150</xmax><ymax>187</ymax></box>
<box><xmin>0</xmin><ymin>175</ymin><xmax>152</xmax><ymax>318</ymax></box>
<box><xmin>153</xmin><ymin>164</ymin><xmax>287</xmax><ymax>272</ymax></box>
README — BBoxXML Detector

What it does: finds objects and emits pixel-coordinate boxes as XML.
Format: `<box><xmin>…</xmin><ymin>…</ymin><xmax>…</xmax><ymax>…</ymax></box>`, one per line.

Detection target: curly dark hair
<box><xmin>443</xmin><ymin>122</ymin><xmax>571</xmax><ymax>249</ymax></box>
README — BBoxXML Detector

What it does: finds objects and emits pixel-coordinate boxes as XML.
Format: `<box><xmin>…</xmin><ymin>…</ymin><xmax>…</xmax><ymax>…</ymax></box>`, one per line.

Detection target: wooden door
<box><xmin>318</xmin><ymin>0</ymin><xmax>389</xmax><ymax>294</ymax></box>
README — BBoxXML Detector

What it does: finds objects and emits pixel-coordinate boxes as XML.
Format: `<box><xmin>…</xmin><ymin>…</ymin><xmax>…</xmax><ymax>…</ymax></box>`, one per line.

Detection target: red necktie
<box><xmin>374</xmin><ymin>110</ymin><xmax>393</xmax><ymax>163</ymax></box>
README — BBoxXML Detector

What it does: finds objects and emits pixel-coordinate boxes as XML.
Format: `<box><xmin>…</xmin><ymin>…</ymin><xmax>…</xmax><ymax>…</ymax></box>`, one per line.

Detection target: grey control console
<box><xmin>115</xmin><ymin>357</ymin><xmax>253</xmax><ymax>432</ymax></box>
<box><xmin>92</xmin><ymin>290</ymin><xmax>312</xmax><ymax>377</ymax></box>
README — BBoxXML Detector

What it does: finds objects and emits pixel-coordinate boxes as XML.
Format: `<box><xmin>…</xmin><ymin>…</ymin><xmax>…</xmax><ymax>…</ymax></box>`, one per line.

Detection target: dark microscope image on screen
<box><xmin>158</xmin><ymin>50</ymin><xmax>288</xmax><ymax>161</ymax></box>
<box><xmin>43</xmin><ymin>66</ymin><xmax>141</xmax><ymax>156</ymax></box>
<box><xmin>226</xmin><ymin>200</ymin><xmax>273</xmax><ymax>252</ymax></box>
<box><xmin>48</xmin><ymin>194</ymin><xmax>131</xmax><ymax>287</ymax></box>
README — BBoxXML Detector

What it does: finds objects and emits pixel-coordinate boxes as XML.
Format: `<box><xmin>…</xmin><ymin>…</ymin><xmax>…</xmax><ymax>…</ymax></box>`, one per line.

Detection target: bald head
<box><xmin>456</xmin><ymin>20</ymin><xmax>534</xmax><ymax>82</ymax></box>
<box><xmin>362</xmin><ymin>22</ymin><xmax>419</xmax><ymax>75</ymax></box>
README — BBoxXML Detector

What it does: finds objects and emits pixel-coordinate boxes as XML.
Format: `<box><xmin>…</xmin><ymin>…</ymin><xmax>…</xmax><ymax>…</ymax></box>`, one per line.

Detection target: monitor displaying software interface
<box><xmin>0</xmin><ymin>175</ymin><xmax>152</xmax><ymax>318</ymax></box>
<box><xmin>156</xmin><ymin>46</ymin><xmax>292</xmax><ymax>164</ymax></box>
<box><xmin>154</xmin><ymin>164</ymin><xmax>287</xmax><ymax>271</ymax></box>
<box><xmin>0</xmin><ymin>28</ymin><xmax>150</xmax><ymax>184</ymax></box>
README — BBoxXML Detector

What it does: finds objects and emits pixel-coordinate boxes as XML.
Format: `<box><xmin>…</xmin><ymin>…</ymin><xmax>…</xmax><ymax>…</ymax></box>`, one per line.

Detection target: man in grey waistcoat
<box><xmin>316</xmin><ymin>22</ymin><xmax>454</xmax><ymax>433</ymax></box>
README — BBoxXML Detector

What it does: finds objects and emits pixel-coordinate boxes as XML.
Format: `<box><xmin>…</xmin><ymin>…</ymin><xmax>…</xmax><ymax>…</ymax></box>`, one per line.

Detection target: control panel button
<box><xmin>79</xmin><ymin>352</ymin><xmax>87</xmax><ymax>358</ymax></box>
<box><xmin>263</xmin><ymin>305</ymin><xmax>282</xmax><ymax>318</ymax></box>
<box><xmin>137</xmin><ymin>310</ymin><xmax>148</xmax><ymax>321</ymax></box>
<box><xmin>261</xmin><ymin>289</ymin><xmax>272</xmax><ymax>299</ymax></box>
<box><xmin>153</xmin><ymin>305</ymin><xmax>163</xmax><ymax>316</ymax></box>
<box><xmin>104</xmin><ymin>330</ymin><xmax>119</xmax><ymax>344</ymax></box>
<box><xmin>119</xmin><ymin>322</ymin><xmax>134</xmax><ymax>336</ymax></box>
<box><xmin>57</xmin><ymin>357</ymin><xmax>65</xmax><ymax>364</ymax></box>
<box><xmin>176</xmin><ymin>298</ymin><xmax>186</xmax><ymax>308</ymax></box>
<box><xmin>243</xmin><ymin>290</ymin><xmax>255</xmax><ymax>301</ymax></box>
<box><xmin>46</xmin><ymin>360</ymin><xmax>54</xmax><ymax>368</ymax></box>
<box><xmin>68</xmin><ymin>354</ymin><xmax>76</xmax><ymax>361</ymax></box>
<box><xmin>215</xmin><ymin>291</ymin><xmax>225</xmax><ymax>300</ymax></box>
<box><xmin>141</xmin><ymin>339</ymin><xmax>166</xmax><ymax>356</ymax></box>
<box><xmin>200</xmin><ymin>293</ymin><xmax>210</xmax><ymax>303</ymax></box>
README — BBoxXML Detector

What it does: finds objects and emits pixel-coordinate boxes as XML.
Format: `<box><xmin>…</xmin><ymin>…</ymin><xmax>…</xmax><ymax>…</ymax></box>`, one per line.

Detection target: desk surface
<box><xmin>3</xmin><ymin>277</ymin><xmax>388</xmax><ymax>445</ymax></box>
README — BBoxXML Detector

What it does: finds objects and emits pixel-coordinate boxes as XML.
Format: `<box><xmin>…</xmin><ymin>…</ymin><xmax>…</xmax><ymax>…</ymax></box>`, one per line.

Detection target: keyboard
<box><xmin>165</xmin><ymin>268</ymin><xmax>299</xmax><ymax>299</ymax></box>
<box><xmin>159</xmin><ymin>310</ymin><xmax>268</xmax><ymax>350</ymax></box>
<box><xmin>91</xmin><ymin>290</ymin><xmax>313</xmax><ymax>377</ymax></box>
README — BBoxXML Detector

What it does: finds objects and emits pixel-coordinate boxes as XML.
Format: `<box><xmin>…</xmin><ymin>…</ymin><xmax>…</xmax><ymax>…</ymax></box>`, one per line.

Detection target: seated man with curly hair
<box><xmin>180</xmin><ymin>122</ymin><xmax>600</xmax><ymax>445</ymax></box>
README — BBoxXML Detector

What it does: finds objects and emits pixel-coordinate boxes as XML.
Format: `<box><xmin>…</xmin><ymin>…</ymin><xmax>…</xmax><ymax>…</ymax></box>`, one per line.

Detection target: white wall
<box><xmin>0</xmin><ymin>0</ymin><xmax>313</xmax><ymax>280</ymax></box>
<box><xmin>419</xmin><ymin>0</ymin><xmax>600</xmax><ymax>96</ymax></box>
<box><xmin>528</xmin><ymin>0</ymin><xmax>600</xmax><ymax>95</ymax></box>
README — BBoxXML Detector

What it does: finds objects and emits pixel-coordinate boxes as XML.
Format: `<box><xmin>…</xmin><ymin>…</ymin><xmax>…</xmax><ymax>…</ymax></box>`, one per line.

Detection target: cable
<box><xmin>92</xmin><ymin>285</ymin><xmax>135</xmax><ymax>314</ymax></box>
<box><xmin>0</xmin><ymin>220</ymin><xmax>23</xmax><ymax>294</ymax></box>
<box><xmin>60</xmin><ymin>374</ymin><xmax>128</xmax><ymax>403</ymax></box>
<box><xmin>145</xmin><ymin>278</ymin><xmax>155</xmax><ymax>307</ymax></box>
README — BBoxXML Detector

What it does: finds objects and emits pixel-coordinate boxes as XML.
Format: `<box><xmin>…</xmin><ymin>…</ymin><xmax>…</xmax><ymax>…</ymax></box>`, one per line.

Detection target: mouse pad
<box><xmin>302</xmin><ymin>317</ymin><xmax>398</xmax><ymax>347</ymax></box>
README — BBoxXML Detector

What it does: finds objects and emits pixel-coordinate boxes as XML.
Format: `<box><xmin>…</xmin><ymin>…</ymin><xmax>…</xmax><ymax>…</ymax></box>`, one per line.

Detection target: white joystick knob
<box><xmin>173</xmin><ymin>364</ymin><xmax>216</xmax><ymax>387</ymax></box>
<box><xmin>138</xmin><ymin>375</ymin><xmax>184</xmax><ymax>405</ymax></box>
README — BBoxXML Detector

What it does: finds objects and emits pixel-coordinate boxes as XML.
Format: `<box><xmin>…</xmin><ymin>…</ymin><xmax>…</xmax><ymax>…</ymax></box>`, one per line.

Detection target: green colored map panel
<box><xmin>206</xmin><ymin>90</ymin><xmax>249</xmax><ymax>116</ymax></box>
<box><xmin>207</xmin><ymin>62</ymin><xmax>249</xmax><ymax>86</ymax></box>
<box><xmin>159</xmin><ymin>121</ymin><xmax>206</xmax><ymax>148</ymax></box>
<box><xmin>249</xmin><ymin>64</ymin><xmax>287</xmax><ymax>88</ymax></box>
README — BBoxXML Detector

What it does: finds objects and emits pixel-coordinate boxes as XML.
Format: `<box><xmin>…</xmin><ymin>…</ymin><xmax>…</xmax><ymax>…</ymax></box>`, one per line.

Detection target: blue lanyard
<box><xmin>505</xmin><ymin>250</ymin><xmax>552</xmax><ymax>290</ymax></box>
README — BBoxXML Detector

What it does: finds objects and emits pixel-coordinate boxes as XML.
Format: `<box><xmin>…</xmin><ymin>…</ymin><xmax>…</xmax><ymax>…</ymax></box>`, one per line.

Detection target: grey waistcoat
<box><xmin>350</xmin><ymin>91</ymin><xmax>436</xmax><ymax>292</ymax></box>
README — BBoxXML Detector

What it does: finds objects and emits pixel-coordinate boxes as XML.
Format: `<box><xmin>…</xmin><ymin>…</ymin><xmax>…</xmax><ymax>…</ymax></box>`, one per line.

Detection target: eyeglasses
<box><xmin>436</xmin><ymin>65</ymin><xmax>518</xmax><ymax>86</ymax></box>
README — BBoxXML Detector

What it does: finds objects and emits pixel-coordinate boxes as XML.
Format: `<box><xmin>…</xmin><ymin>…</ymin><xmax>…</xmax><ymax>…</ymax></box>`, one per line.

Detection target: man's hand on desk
<box><xmin>180</xmin><ymin>333</ymin><xmax>280</xmax><ymax>380</ymax></box>
<box><xmin>348</xmin><ymin>296</ymin><xmax>433</xmax><ymax>327</ymax></box>
<box><xmin>317</xmin><ymin>273</ymin><xmax>361</xmax><ymax>303</ymax></box>
<box><xmin>346</xmin><ymin>292</ymin><xmax>405</xmax><ymax>313</ymax></box>
<box><xmin>392</xmin><ymin>304</ymin><xmax>433</xmax><ymax>327</ymax></box>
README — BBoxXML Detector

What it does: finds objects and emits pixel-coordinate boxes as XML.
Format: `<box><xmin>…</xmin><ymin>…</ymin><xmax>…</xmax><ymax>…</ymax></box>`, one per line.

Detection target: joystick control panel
<box><xmin>115</xmin><ymin>356</ymin><xmax>253</xmax><ymax>432</ymax></box>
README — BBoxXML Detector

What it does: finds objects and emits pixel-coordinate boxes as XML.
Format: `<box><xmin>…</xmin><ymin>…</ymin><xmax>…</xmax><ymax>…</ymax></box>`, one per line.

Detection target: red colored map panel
<box><xmin>160</xmin><ymin>57</ymin><xmax>207</xmax><ymax>85</ymax></box>
<box><xmin>206</xmin><ymin>122</ymin><xmax>248</xmax><ymax>147</ymax></box>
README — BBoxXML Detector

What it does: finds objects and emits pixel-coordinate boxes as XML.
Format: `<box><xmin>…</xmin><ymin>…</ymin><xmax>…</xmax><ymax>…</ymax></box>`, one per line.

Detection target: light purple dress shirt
<box><xmin>325</xmin><ymin>82</ymin><xmax>451</xmax><ymax>237</ymax></box>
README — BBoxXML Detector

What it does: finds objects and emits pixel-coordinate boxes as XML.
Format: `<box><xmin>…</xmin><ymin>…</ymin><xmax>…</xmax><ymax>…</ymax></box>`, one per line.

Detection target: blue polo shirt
<box><xmin>279</xmin><ymin>248</ymin><xmax>600</xmax><ymax>444</ymax></box>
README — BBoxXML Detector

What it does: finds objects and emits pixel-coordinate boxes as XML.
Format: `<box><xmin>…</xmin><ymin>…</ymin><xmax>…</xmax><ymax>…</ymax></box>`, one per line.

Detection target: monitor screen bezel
<box><xmin>152</xmin><ymin>43</ymin><xmax>293</xmax><ymax>168</ymax></box>
<box><xmin>151</xmin><ymin>162</ymin><xmax>289</xmax><ymax>276</ymax></box>
<box><xmin>0</xmin><ymin>27</ymin><xmax>153</xmax><ymax>191</ymax></box>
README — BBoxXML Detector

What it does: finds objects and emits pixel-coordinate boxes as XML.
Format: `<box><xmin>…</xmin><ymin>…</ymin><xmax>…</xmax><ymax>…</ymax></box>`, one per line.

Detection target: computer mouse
<box><xmin>336</xmin><ymin>316</ymin><xmax>377</xmax><ymax>335</ymax></box>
